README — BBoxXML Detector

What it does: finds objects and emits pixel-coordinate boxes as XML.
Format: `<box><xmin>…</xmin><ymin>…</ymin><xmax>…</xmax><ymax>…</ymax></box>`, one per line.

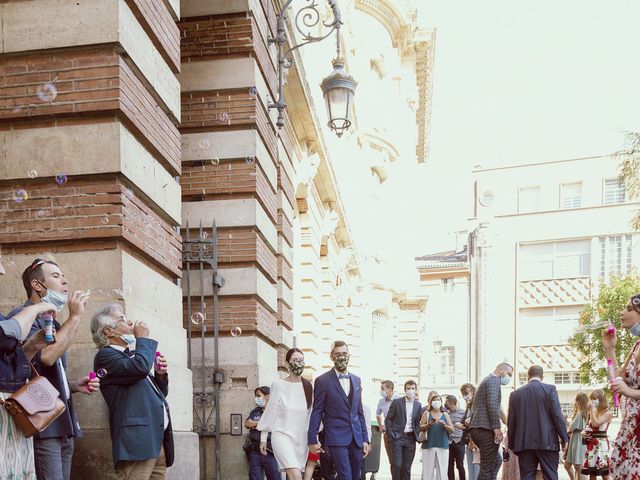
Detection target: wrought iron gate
<box><xmin>182</xmin><ymin>221</ymin><xmax>224</xmax><ymax>480</ymax></box>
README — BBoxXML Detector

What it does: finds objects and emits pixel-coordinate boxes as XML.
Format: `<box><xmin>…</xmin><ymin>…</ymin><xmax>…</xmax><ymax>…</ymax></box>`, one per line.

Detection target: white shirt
<box><xmin>335</xmin><ymin>369</ymin><xmax>351</xmax><ymax>397</ymax></box>
<box><xmin>404</xmin><ymin>399</ymin><xmax>414</xmax><ymax>433</ymax></box>
<box><xmin>109</xmin><ymin>344</ymin><xmax>169</xmax><ymax>430</ymax></box>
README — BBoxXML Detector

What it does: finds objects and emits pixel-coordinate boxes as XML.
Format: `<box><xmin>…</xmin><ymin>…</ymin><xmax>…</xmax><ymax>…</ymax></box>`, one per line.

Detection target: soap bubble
<box><xmin>211</xmin><ymin>158</ymin><xmax>220</xmax><ymax>166</ymax></box>
<box><xmin>191</xmin><ymin>312</ymin><xmax>205</xmax><ymax>325</ymax></box>
<box><xmin>13</xmin><ymin>189</ymin><xmax>28</xmax><ymax>202</ymax></box>
<box><xmin>248</xmin><ymin>86</ymin><xmax>258</xmax><ymax>97</ymax></box>
<box><xmin>55</xmin><ymin>174</ymin><xmax>68</xmax><ymax>185</ymax></box>
<box><xmin>200</xmin><ymin>231</ymin><xmax>209</xmax><ymax>240</ymax></box>
<box><xmin>218</xmin><ymin>112</ymin><xmax>229</xmax><ymax>122</ymax></box>
<box><xmin>96</xmin><ymin>368</ymin><xmax>108</xmax><ymax>378</ymax></box>
<box><xmin>121</xmin><ymin>285</ymin><xmax>132</xmax><ymax>296</ymax></box>
<box><xmin>28</xmin><ymin>170</ymin><xmax>38</xmax><ymax>179</ymax></box>
<box><xmin>101</xmin><ymin>216</ymin><xmax>109</xmax><ymax>224</ymax></box>
<box><xmin>245</xmin><ymin>156</ymin><xmax>256</xmax><ymax>165</ymax></box>
<box><xmin>199</xmin><ymin>139</ymin><xmax>210</xmax><ymax>150</ymax></box>
<box><xmin>36</xmin><ymin>209</ymin><xmax>47</xmax><ymax>217</ymax></box>
<box><xmin>230</xmin><ymin>326</ymin><xmax>243</xmax><ymax>337</ymax></box>
<box><xmin>36</xmin><ymin>83</ymin><xmax>57</xmax><ymax>102</ymax></box>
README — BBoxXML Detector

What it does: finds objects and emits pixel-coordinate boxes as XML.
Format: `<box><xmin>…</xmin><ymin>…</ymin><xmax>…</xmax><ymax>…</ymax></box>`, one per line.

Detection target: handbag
<box><xmin>0</xmin><ymin>362</ymin><xmax>65</xmax><ymax>438</ymax></box>
<box><xmin>417</xmin><ymin>430</ymin><xmax>428</xmax><ymax>442</ymax></box>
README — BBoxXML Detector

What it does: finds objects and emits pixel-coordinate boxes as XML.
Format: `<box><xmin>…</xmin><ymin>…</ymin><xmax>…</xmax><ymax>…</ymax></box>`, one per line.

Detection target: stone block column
<box><xmin>179</xmin><ymin>0</ymin><xmax>292</xmax><ymax>477</ymax></box>
<box><xmin>0</xmin><ymin>0</ymin><xmax>198</xmax><ymax>478</ymax></box>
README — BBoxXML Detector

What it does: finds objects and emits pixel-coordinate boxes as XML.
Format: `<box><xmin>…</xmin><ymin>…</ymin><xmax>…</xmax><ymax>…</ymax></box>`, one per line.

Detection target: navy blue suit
<box><xmin>308</xmin><ymin>369</ymin><xmax>368</xmax><ymax>480</ymax></box>
<box><xmin>94</xmin><ymin>337</ymin><xmax>174</xmax><ymax>467</ymax></box>
<box><xmin>507</xmin><ymin>379</ymin><xmax>568</xmax><ymax>480</ymax></box>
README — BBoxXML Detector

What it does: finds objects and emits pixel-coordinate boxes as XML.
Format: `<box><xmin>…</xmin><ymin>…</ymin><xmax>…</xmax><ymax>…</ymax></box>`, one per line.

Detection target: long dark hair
<box><xmin>286</xmin><ymin>348</ymin><xmax>313</xmax><ymax>409</ymax></box>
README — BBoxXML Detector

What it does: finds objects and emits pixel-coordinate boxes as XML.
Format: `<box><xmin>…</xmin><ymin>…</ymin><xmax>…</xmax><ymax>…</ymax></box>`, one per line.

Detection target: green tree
<box><xmin>616</xmin><ymin>131</ymin><xmax>640</xmax><ymax>229</ymax></box>
<box><xmin>568</xmin><ymin>274</ymin><xmax>640</xmax><ymax>386</ymax></box>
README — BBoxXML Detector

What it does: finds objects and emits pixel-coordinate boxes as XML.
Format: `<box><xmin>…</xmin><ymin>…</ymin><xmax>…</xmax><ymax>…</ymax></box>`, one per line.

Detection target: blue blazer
<box><xmin>507</xmin><ymin>379</ymin><xmax>569</xmax><ymax>454</ymax></box>
<box><xmin>384</xmin><ymin>397</ymin><xmax>422</xmax><ymax>442</ymax></box>
<box><xmin>308</xmin><ymin>369</ymin><xmax>368</xmax><ymax>447</ymax></box>
<box><xmin>94</xmin><ymin>337</ymin><xmax>174</xmax><ymax>467</ymax></box>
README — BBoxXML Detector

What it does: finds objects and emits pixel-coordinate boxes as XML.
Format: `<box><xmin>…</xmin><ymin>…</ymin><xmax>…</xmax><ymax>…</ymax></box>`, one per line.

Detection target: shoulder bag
<box><xmin>0</xmin><ymin>361</ymin><xmax>66</xmax><ymax>438</ymax></box>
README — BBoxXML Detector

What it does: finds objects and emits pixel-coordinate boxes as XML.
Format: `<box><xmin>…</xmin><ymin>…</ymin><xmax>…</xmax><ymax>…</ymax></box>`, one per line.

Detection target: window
<box><xmin>440</xmin><ymin>346</ymin><xmax>455</xmax><ymax>376</ymax></box>
<box><xmin>560</xmin><ymin>182</ymin><xmax>582</xmax><ymax>209</ymax></box>
<box><xmin>560</xmin><ymin>403</ymin><xmax>572</xmax><ymax>418</ymax></box>
<box><xmin>604</xmin><ymin>179</ymin><xmax>625</xmax><ymax>205</ymax></box>
<box><xmin>441</xmin><ymin>278</ymin><xmax>454</xmax><ymax>292</ymax></box>
<box><xmin>599</xmin><ymin>235</ymin><xmax>635</xmax><ymax>281</ymax></box>
<box><xmin>572</xmin><ymin>372</ymin><xmax>581</xmax><ymax>383</ymax></box>
<box><xmin>519</xmin><ymin>186</ymin><xmax>541</xmax><ymax>213</ymax></box>
<box><xmin>518</xmin><ymin>373</ymin><xmax>527</xmax><ymax>386</ymax></box>
<box><xmin>554</xmin><ymin>372</ymin><xmax>571</xmax><ymax>384</ymax></box>
<box><xmin>519</xmin><ymin>306</ymin><xmax>582</xmax><ymax>345</ymax></box>
<box><xmin>520</xmin><ymin>240</ymin><xmax>591</xmax><ymax>280</ymax></box>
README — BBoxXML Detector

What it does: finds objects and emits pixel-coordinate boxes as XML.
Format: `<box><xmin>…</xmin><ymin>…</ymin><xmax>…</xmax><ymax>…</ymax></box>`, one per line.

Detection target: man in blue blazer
<box><xmin>308</xmin><ymin>341</ymin><xmax>370</xmax><ymax>480</ymax></box>
<box><xmin>384</xmin><ymin>380</ymin><xmax>422</xmax><ymax>480</ymax></box>
<box><xmin>507</xmin><ymin>365</ymin><xmax>568</xmax><ymax>480</ymax></box>
<box><xmin>91</xmin><ymin>304</ymin><xmax>174</xmax><ymax>479</ymax></box>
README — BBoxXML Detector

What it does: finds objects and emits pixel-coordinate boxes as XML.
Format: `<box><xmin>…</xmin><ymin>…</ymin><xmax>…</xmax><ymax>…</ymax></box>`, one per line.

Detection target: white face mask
<box><xmin>255</xmin><ymin>397</ymin><xmax>266</xmax><ymax>408</ymax></box>
<box><xmin>381</xmin><ymin>391</ymin><xmax>388</xmax><ymax>399</ymax></box>
<box><xmin>432</xmin><ymin>400</ymin><xmax>442</xmax><ymax>409</ymax></box>
<box><xmin>592</xmin><ymin>399</ymin><xmax>600</xmax><ymax>408</ymax></box>
<box><xmin>405</xmin><ymin>390</ymin><xmax>416</xmax><ymax>400</ymax></box>
<box><xmin>463</xmin><ymin>394</ymin><xmax>472</xmax><ymax>402</ymax></box>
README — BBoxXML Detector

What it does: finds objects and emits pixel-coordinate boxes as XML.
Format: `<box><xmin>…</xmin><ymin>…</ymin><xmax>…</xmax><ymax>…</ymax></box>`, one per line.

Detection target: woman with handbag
<box><xmin>564</xmin><ymin>392</ymin><xmax>588</xmax><ymax>480</ymax></box>
<box><xmin>420</xmin><ymin>394</ymin><xmax>454</xmax><ymax>480</ymax></box>
<box><xmin>0</xmin><ymin>256</ymin><xmax>61</xmax><ymax>480</ymax></box>
<box><xmin>580</xmin><ymin>389</ymin><xmax>612</xmax><ymax>480</ymax></box>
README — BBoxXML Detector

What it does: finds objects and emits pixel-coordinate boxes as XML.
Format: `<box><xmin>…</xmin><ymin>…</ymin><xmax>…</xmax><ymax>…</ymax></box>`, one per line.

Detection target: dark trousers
<box><xmin>248</xmin><ymin>451</ymin><xmax>280</xmax><ymax>480</ymax></box>
<box><xmin>327</xmin><ymin>440</ymin><xmax>363</xmax><ymax>480</ymax></box>
<box><xmin>517</xmin><ymin>450</ymin><xmax>559</xmax><ymax>480</ymax></box>
<box><xmin>469</xmin><ymin>429</ymin><xmax>501</xmax><ymax>480</ymax></box>
<box><xmin>383</xmin><ymin>431</ymin><xmax>394</xmax><ymax>467</ymax></box>
<box><xmin>448</xmin><ymin>441</ymin><xmax>466</xmax><ymax>480</ymax></box>
<box><xmin>389</xmin><ymin>432</ymin><xmax>416</xmax><ymax>480</ymax></box>
<box><xmin>34</xmin><ymin>436</ymin><xmax>74</xmax><ymax>480</ymax></box>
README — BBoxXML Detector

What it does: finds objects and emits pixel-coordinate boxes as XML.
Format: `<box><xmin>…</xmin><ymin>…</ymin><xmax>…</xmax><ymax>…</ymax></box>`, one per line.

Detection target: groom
<box><xmin>308</xmin><ymin>340</ymin><xmax>370</xmax><ymax>480</ymax></box>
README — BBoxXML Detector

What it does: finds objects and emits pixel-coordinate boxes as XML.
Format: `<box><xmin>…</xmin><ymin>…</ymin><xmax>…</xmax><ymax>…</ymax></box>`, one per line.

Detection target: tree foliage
<box><xmin>615</xmin><ymin>131</ymin><xmax>640</xmax><ymax>229</ymax></box>
<box><xmin>568</xmin><ymin>274</ymin><xmax>640</xmax><ymax>386</ymax></box>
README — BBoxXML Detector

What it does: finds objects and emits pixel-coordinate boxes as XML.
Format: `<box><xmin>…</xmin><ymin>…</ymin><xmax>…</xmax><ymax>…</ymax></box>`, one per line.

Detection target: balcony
<box><xmin>518</xmin><ymin>277</ymin><xmax>591</xmax><ymax>307</ymax></box>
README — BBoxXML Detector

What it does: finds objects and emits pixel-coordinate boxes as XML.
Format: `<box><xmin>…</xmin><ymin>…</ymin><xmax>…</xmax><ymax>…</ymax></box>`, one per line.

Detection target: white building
<box><xmin>469</xmin><ymin>155</ymin><xmax>639</xmax><ymax>413</ymax></box>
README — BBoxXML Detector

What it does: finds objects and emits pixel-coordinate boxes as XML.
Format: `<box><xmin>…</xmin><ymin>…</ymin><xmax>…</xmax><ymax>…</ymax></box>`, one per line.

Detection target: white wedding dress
<box><xmin>257</xmin><ymin>378</ymin><xmax>310</xmax><ymax>471</ymax></box>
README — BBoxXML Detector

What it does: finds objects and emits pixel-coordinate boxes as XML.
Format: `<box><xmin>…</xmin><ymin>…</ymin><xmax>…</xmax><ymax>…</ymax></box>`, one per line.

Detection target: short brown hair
<box><xmin>330</xmin><ymin>340</ymin><xmax>349</xmax><ymax>354</ymax></box>
<box><xmin>22</xmin><ymin>258</ymin><xmax>59</xmax><ymax>297</ymax></box>
<box><xmin>404</xmin><ymin>380</ymin><xmax>417</xmax><ymax>390</ymax></box>
<box><xmin>460</xmin><ymin>383</ymin><xmax>476</xmax><ymax>394</ymax></box>
<box><xmin>381</xmin><ymin>380</ymin><xmax>394</xmax><ymax>390</ymax></box>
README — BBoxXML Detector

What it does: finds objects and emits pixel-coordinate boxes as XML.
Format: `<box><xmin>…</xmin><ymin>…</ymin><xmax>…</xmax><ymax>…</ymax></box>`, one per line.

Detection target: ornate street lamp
<box><xmin>269</xmin><ymin>0</ymin><xmax>357</xmax><ymax>136</ymax></box>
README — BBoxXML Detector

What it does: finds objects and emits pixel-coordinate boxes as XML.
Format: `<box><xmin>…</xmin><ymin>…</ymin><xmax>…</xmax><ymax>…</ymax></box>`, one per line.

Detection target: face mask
<box><xmin>288</xmin><ymin>359</ymin><xmax>305</xmax><ymax>376</ymax></box>
<box><xmin>463</xmin><ymin>394</ymin><xmax>472</xmax><ymax>402</ymax></box>
<box><xmin>592</xmin><ymin>399</ymin><xmax>600</xmax><ymax>408</ymax></box>
<box><xmin>629</xmin><ymin>322</ymin><xmax>640</xmax><ymax>337</ymax></box>
<box><xmin>406</xmin><ymin>390</ymin><xmax>416</xmax><ymax>400</ymax></box>
<box><xmin>120</xmin><ymin>334</ymin><xmax>136</xmax><ymax>346</ymax></box>
<box><xmin>381</xmin><ymin>391</ymin><xmax>388</xmax><ymax>399</ymax></box>
<box><xmin>40</xmin><ymin>288</ymin><xmax>68</xmax><ymax>312</ymax></box>
<box><xmin>432</xmin><ymin>400</ymin><xmax>442</xmax><ymax>409</ymax></box>
<box><xmin>333</xmin><ymin>354</ymin><xmax>349</xmax><ymax>372</ymax></box>
<box><xmin>500</xmin><ymin>374</ymin><xmax>511</xmax><ymax>386</ymax></box>
<box><xmin>255</xmin><ymin>397</ymin><xmax>266</xmax><ymax>408</ymax></box>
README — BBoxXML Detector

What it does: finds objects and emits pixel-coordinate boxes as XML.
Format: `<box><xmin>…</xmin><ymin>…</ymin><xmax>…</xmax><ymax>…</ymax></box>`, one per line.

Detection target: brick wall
<box><xmin>0</xmin><ymin>46</ymin><xmax>181</xmax><ymax>176</ymax></box>
<box><xmin>0</xmin><ymin>178</ymin><xmax>181</xmax><ymax>275</ymax></box>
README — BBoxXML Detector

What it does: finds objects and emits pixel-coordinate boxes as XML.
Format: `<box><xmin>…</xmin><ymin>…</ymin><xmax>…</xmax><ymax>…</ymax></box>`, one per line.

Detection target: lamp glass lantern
<box><xmin>320</xmin><ymin>59</ymin><xmax>357</xmax><ymax>137</ymax></box>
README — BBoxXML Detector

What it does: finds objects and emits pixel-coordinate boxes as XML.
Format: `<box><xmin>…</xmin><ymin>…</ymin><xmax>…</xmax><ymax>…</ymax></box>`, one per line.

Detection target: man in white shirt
<box><xmin>384</xmin><ymin>380</ymin><xmax>423</xmax><ymax>480</ymax></box>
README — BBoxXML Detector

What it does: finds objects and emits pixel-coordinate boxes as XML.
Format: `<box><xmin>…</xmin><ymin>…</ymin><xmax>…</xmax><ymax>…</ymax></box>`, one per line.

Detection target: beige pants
<box><xmin>115</xmin><ymin>448</ymin><xmax>166</xmax><ymax>480</ymax></box>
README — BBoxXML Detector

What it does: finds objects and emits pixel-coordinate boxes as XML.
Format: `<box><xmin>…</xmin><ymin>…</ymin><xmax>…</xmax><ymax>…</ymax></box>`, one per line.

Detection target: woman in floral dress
<box><xmin>604</xmin><ymin>293</ymin><xmax>640</xmax><ymax>479</ymax></box>
<box><xmin>581</xmin><ymin>389</ymin><xmax>612</xmax><ymax>479</ymax></box>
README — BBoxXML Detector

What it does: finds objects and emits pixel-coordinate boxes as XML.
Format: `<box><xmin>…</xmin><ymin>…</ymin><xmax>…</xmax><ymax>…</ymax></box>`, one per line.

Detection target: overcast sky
<box><xmin>411</xmin><ymin>0</ymin><xmax>640</xmax><ymax>253</ymax></box>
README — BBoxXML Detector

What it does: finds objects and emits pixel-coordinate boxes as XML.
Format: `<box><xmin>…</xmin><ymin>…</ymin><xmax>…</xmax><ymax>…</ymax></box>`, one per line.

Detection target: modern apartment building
<box><xmin>469</xmin><ymin>155</ymin><xmax>639</xmax><ymax>413</ymax></box>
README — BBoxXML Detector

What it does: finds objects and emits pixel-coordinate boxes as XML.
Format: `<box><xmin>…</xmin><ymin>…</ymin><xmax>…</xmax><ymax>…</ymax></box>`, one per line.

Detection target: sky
<box><xmin>411</xmin><ymin>0</ymin><xmax>640</xmax><ymax>254</ymax></box>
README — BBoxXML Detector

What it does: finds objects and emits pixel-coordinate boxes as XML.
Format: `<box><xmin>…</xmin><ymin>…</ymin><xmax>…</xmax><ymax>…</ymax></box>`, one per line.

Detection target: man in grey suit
<box><xmin>507</xmin><ymin>365</ymin><xmax>568</xmax><ymax>480</ymax></box>
<box><xmin>469</xmin><ymin>362</ymin><xmax>513</xmax><ymax>480</ymax></box>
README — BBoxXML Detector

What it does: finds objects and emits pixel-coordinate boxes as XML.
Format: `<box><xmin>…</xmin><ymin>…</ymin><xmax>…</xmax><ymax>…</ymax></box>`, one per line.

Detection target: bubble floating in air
<box><xmin>55</xmin><ymin>174</ymin><xmax>68</xmax><ymax>185</ymax></box>
<box><xmin>245</xmin><ymin>156</ymin><xmax>256</xmax><ymax>165</ymax></box>
<box><xmin>13</xmin><ymin>189</ymin><xmax>28</xmax><ymax>203</ymax></box>
<box><xmin>28</xmin><ymin>170</ymin><xmax>38</xmax><ymax>179</ymax></box>
<box><xmin>36</xmin><ymin>83</ymin><xmax>57</xmax><ymax>102</ymax></box>
<box><xmin>230</xmin><ymin>326</ymin><xmax>243</xmax><ymax>337</ymax></box>
<box><xmin>191</xmin><ymin>312</ymin><xmax>205</xmax><ymax>325</ymax></box>
<box><xmin>199</xmin><ymin>139</ymin><xmax>210</xmax><ymax>150</ymax></box>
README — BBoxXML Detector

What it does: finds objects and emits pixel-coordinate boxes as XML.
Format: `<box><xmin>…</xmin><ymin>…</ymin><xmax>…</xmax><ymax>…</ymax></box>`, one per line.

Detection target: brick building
<box><xmin>0</xmin><ymin>0</ymin><xmax>434</xmax><ymax>478</ymax></box>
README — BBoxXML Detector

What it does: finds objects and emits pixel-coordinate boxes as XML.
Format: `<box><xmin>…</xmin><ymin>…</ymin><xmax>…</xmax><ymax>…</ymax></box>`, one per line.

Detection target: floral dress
<box><xmin>581</xmin><ymin>418</ymin><xmax>610</xmax><ymax>476</ymax></box>
<box><xmin>610</xmin><ymin>341</ymin><xmax>640</xmax><ymax>479</ymax></box>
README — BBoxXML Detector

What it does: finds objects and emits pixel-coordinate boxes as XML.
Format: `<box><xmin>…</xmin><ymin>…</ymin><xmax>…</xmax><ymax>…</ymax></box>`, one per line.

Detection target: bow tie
<box><xmin>337</xmin><ymin>373</ymin><xmax>350</xmax><ymax>380</ymax></box>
